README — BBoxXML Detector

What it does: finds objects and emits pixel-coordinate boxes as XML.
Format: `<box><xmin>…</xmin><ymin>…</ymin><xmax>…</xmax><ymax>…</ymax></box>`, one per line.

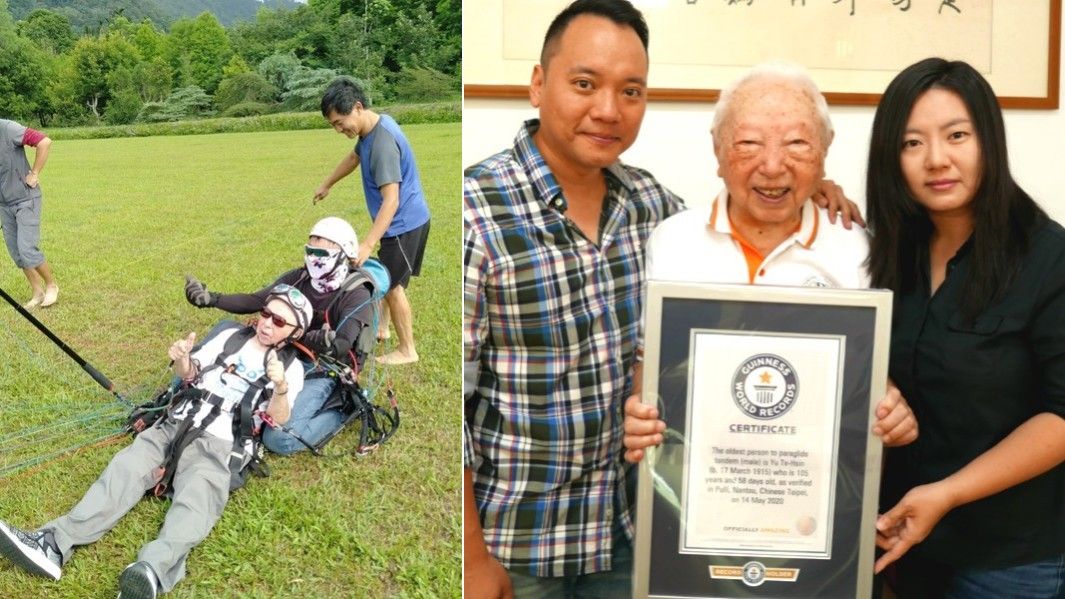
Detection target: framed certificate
<box><xmin>633</xmin><ymin>282</ymin><xmax>892</xmax><ymax>598</ymax></box>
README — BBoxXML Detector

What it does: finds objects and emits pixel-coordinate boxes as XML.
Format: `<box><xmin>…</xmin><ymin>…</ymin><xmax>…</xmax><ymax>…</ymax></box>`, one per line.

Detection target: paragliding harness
<box><xmin>126</xmin><ymin>326</ymin><xmax>298</xmax><ymax>495</ymax></box>
<box><xmin>276</xmin><ymin>262</ymin><xmax>400</xmax><ymax>456</ymax></box>
<box><xmin>274</xmin><ymin>349</ymin><xmax>400</xmax><ymax>457</ymax></box>
<box><xmin>127</xmin><ymin>259</ymin><xmax>399</xmax><ymax>464</ymax></box>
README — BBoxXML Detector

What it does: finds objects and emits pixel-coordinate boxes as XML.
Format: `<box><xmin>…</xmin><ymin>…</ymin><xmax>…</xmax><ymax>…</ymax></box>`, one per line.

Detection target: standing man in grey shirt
<box><xmin>1</xmin><ymin>119</ymin><xmax>57</xmax><ymax>309</ymax></box>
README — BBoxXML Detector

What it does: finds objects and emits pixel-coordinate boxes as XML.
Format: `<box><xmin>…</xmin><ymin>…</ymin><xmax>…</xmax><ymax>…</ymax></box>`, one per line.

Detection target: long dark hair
<box><xmin>866</xmin><ymin>58</ymin><xmax>1046</xmax><ymax>319</ymax></box>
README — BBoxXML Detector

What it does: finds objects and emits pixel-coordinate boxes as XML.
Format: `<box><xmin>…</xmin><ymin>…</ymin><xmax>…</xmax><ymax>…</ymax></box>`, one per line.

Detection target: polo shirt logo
<box><xmin>732</xmin><ymin>354</ymin><xmax>799</xmax><ymax>420</ymax></box>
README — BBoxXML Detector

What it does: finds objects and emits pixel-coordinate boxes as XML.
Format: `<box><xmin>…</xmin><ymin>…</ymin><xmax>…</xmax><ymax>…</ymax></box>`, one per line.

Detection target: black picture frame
<box><xmin>634</xmin><ymin>282</ymin><xmax>893</xmax><ymax>599</ymax></box>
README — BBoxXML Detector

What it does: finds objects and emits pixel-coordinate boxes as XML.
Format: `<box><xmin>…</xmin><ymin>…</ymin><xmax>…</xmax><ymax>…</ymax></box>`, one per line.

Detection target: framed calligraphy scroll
<box><xmin>633</xmin><ymin>282</ymin><xmax>893</xmax><ymax>598</ymax></box>
<box><xmin>463</xmin><ymin>0</ymin><xmax>1061</xmax><ymax>108</ymax></box>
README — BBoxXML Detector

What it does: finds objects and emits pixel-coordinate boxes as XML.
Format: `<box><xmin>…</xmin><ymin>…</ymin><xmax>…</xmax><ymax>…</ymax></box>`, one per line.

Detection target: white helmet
<box><xmin>309</xmin><ymin>217</ymin><xmax>358</xmax><ymax>258</ymax></box>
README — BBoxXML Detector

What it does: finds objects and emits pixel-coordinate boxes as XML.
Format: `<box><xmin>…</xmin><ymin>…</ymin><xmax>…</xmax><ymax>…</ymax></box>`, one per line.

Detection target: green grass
<box><xmin>48</xmin><ymin>103</ymin><xmax>461</xmax><ymax>141</ymax></box>
<box><xmin>0</xmin><ymin>124</ymin><xmax>461</xmax><ymax>597</ymax></box>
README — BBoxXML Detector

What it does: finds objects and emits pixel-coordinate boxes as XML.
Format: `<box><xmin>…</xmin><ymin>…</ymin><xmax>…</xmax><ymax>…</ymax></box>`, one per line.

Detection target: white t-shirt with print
<box><xmin>171</xmin><ymin>328</ymin><xmax>303</xmax><ymax>442</ymax></box>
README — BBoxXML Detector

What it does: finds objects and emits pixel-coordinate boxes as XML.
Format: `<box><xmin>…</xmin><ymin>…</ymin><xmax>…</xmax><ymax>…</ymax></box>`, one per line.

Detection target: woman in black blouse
<box><xmin>866</xmin><ymin>58</ymin><xmax>1065</xmax><ymax>598</ymax></box>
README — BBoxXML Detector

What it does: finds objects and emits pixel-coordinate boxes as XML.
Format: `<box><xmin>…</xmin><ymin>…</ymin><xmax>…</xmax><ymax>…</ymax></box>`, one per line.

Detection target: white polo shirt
<box><xmin>648</xmin><ymin>189</ymin><xmax>871</xmax><ymax>288</ymax></box>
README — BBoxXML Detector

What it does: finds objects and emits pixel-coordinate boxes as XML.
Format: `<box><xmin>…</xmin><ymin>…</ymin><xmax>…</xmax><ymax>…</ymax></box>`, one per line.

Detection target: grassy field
<box><xmin>49</xmin><ymin>103</ymin><xmax>461</xmax><ymax>141</ymax></box>
<box><xmin>0</xmin><ymin>124</ymin><xmax>461</xmax><ymax>597</ymax></box>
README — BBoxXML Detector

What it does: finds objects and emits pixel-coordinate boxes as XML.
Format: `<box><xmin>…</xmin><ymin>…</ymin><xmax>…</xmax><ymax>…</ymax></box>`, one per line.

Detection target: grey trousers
<box><xmin>43</xmin><ymin>418</ymin><xmax>232</xmax><ymax>593</ymax></box>
<box><xmin>0</xmin><ymin>197</ymin><xmax>44</xmax><ymax>269</ymax></box>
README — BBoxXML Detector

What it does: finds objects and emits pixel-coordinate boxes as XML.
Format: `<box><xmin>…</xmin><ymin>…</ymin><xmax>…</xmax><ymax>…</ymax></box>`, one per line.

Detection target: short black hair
<box><xmin>540</xmin><ymin>0</ymin><xmax>649</xmax><ymax>67</ymax></box>
<box><xmin>320</xmin><ymin>77</ymin><xmax>369</xmax><ymax>117</ymax></box>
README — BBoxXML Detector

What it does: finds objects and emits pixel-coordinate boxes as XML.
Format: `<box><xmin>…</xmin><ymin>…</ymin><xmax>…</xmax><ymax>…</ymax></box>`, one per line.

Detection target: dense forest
<box><xmin>0</xmin><ymin>0</ymin><xmax>460</xmax><ymax>126</ymax></box>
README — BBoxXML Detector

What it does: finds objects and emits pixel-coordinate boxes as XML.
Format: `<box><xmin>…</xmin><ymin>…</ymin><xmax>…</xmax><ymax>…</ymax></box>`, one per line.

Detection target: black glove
<box><xmin>184</xmin><ymin>274</ymin><xmax>217</xmax><ymax>308</ymax></box>
<box><xmin>302</xmin><ymin>327</ymin><xmax>337</xmax><ymax>356</ymax></box>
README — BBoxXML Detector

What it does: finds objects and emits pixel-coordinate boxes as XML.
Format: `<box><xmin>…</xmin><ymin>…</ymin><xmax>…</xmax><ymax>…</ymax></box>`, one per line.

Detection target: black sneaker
<box><xmin>117</xmin><ymin>561</ymin><xmax>159</xmax><ymax>599</ymax></box>
<box><xmin>0</xmin><ymin>520</ymin><xmax>62</xmax><ymax>580</ymax></box>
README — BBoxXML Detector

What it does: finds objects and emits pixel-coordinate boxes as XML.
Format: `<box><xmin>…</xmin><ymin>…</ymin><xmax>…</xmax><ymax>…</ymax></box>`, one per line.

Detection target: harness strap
<box><xmin>227</xmin><ymin>383</ymin><xmax>274</xmax><ymax>490</ymax></box>
<box><xmin>152</xmin><ymin>325</ymin><xmax>298</xmax><ymax>494</ymax></box>
<box><xmin>198</xmin><ymin>327</ymin><xmax>258</xmax><ymax>380</ymax></box>
<box><xmin>152</xmin><ymin>384</ymin><xmax>262</xmax><ymax>496</ymax></box>
<box><xmin>323</xmin><ymin>269</ymin><xmax>374</xmax><ymax>315</ymax></box>
<box><xmin>153</xmin><ymin>394</ymin><xmax>219</xmax><ymax>496</ymax></box>
<box><xmin>237</xmin><ymin>380</ymin><xmax>266</xmax><ymax>440</ymax></box>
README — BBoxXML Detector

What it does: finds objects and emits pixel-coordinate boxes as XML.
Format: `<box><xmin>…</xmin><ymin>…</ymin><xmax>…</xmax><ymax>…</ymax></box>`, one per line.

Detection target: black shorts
<box><xmin>378</xmin><ymin>220</ymin><xmax>429</xmax><ymax>289</ymax></box>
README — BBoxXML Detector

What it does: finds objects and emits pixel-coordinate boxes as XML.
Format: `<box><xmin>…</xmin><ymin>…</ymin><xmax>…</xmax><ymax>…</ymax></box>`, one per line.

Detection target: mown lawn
<box><xmin>0</xmin><ymin>124</ymin><xmax>461</xmax><ymax>598</ymax></box>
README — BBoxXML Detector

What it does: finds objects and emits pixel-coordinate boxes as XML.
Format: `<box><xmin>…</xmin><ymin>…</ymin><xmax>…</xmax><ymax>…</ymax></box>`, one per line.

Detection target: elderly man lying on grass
<box><xmin>0</xmin><ymin>286</ymin><xmax>311</xmax><ymax>599</ymax></box>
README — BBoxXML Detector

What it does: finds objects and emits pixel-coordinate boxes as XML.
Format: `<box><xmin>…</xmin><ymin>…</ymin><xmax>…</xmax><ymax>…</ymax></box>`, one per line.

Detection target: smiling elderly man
<box><xmin>622</xmin><ymin>62</ymin><xmax>918</xmax><ymax>464</ymax></box>
<box><xmin>649</xmin><ymin>62</ymin><xmax>869</xmax><ymax>288</ymax></box>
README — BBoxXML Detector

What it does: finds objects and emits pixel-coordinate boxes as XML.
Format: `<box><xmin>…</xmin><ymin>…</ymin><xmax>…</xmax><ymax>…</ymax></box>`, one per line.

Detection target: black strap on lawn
<box><xmin>0</xmin><ymin>284</ymin><xmax>124</xmax><ymax>402</ymax></box>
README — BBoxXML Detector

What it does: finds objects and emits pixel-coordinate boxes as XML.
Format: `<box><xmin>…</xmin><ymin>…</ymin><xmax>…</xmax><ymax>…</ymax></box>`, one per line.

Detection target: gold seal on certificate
<box><xmin>795</xmin><ymin>516</ymin><xmax>817</xmax><ymax>536</ymax></box>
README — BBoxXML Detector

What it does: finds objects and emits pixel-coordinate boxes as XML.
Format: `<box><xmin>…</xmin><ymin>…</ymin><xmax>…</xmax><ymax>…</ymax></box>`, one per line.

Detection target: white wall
<box><xmin>463</xmin><ymin>20</ymin><xmax>1065</xmax><ymax>223</ymax></box>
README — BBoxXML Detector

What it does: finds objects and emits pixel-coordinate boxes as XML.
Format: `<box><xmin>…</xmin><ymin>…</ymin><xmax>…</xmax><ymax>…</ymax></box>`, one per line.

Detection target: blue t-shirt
<box><xmin>356</xmin><ymin>114</ymin><xmax>431</xmax><ymax>237</ymax></box>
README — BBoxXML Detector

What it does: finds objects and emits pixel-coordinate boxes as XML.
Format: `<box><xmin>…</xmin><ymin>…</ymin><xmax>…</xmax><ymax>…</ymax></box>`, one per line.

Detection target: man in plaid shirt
<box><xmin>462</xmin><ymin>1</ymin><xmax>684</xmax><ymax>596</ymax></box>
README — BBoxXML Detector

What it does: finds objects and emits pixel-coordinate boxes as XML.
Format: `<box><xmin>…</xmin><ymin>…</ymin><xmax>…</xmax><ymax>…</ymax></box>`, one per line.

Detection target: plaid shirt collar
<box><xmin>514</xmin><ymin>119</ymin><xmax>639</xmax><ymax>214</ymax></box>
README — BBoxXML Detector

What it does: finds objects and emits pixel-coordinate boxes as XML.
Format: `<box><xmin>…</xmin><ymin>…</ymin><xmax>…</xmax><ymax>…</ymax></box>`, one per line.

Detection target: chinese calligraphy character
<box><xmin>833</xmin><ymin>0</ymin><xmax>855</xmax><ymax>16</ymax></box>
<box><xmin>940</xmin><ymin>0</ymin><xmax>961</xmax><ymax>14</ymax></box>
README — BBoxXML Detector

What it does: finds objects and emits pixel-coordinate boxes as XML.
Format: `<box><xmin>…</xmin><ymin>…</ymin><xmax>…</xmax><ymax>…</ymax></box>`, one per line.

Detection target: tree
<box><xmin>164</xmin><ymin>12</ymin><xmax>231</xmax><ymax>94</ymax></box>
<box><xmin>132</xmin><ymin>57</ymin><xmax>173</xmax><ymax>102</ymax></box>
<box><xmin>391</xmin><ymin>66</ymin><xmax>456</xmax><ymax>102</ymax></box>
<box><xmin>19</xmin><ymin>1</ymin><xmax>172</xmax><ymax>35</ymax></box>
<box><xmin>0</xmin><ymin>35</ymin><xmax>52</xmax><ymax>123</ymax></box>
<box><xmin>0</xmin><ymin>0</ymin><xmax>463</xmax><ymax>122</ymax></box>
<box><xmin>280</xmin><ymin>66</ymin><xmax>338</xmax><ymax>111</ymax></box>
<box><xmin>100</xmin><ymin>14</ymin><xmax>136</xmax><ymax>38</ymax></box>
<box><xmin>229</xmin><ymin>4</ymin><xmax>320</xmax><ymax>67</ymax></box>
<box><xmin>434</xmin><ymin>0</ymin><xmax>459</xmax><ymax>38</ymax></box>
<box><xmin>63</xmin><ymin>34</ymin><xmax>141</xmax><ymax>122</ymax></box>
<box><xmin>16</xmin><ymin>9</ymin><xmax>76</xmax><ymax>54</ymax></box>
<box><xmin>6</xmin><ymin>0</ymin><xmax>33</xmax><ymax>21</ymax></box>
<box><xmin>154</xmin><ymin>0</ymin><xmax>302</xmax><ymax>27</ymax></box>
<box><xmin>376</xmin><ymin>4</ymin><xmax>456</xmax><ymax>74</ymax></box>
<box><xmin>144</xmin><ymin>85</ymin><xmax>214</xmax><ymax>121</ymax></box>
<box><xmin>214</xmin><ymin>71</ymin><xmax>276</xmax><ymax>110</ymax></box>
<box><xmin>325</xmin><ymin>12</ymin><xmax>389</xmax><ymax>99</ymax></box>
<box><xmin>104</xmin><ymin>66</ymin><xmax>142</xmax><ymax>124</ymax></box>
<box><xmin>221</xmin><ymin>53</ymin><xmax>250</xmax><ymax>78</ymax></box>
<box><xmin>0</xmin><ymin>0</ymin><xmax>15</xmax><ymax>36</ymax></box>
<box><xmin>128</xmin><ymin>19</ymin><xmax>165</xmax><ymax>61</ymax></box>
<box><xmin>256</xmin><ymin>51</ymin><xmax>302</xmax><ymax>95</ymax></box>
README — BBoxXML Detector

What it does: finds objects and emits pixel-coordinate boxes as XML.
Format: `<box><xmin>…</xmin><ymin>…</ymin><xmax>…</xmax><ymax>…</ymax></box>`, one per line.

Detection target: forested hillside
<box><xmin>8</xmin><ymin>0</ymin><xmax>304</xmax><ymax>30</ymax></box>
<box><xmin>158</xmin><ymin>0</ymin><xmax>302</xmax><ymax>27</ymax></box>
<box><xmin>0</xmin><ymin>0</ymin><xmax>460</xmax><ymax>126</ymax></box>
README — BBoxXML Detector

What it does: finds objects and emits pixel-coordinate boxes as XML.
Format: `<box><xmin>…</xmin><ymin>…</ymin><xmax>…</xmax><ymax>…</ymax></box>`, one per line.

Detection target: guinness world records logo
<box><xmin>742</xmin><ymin>561</ymin><xmax>766</xmax><ymax>586</ymax></box>
<box><xmin>732</xmin><ymin>354</ymin><xmax>799</xmax><ymax>419</ymax></box>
